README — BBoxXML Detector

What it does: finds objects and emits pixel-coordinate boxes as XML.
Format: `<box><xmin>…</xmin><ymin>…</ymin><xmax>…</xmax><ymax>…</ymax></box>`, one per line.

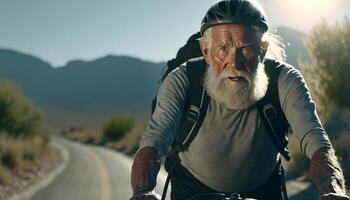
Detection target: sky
<box><xmin>0</xmin><ymin>0</ymin><xmax>349</xmax><ymax>67</ymax></box>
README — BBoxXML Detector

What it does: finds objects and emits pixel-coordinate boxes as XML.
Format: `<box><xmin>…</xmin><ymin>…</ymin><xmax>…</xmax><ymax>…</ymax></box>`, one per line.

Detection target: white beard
<box><xmin>203</xmin><ymin>62</ymin><xmax>269</xmax><ymax>110</ymax></box>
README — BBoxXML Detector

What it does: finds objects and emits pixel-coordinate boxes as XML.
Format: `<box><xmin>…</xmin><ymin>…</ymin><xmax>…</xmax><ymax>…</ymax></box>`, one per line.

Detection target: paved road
<box><xmin>31</xmin><ymin>137</ymin><xmax>320</xmax><ymax>200</ymax></box>
<box><xmin>32</xmin><ymin>138</ymin><xmax>169</xmax><ymax>200</ymax></box>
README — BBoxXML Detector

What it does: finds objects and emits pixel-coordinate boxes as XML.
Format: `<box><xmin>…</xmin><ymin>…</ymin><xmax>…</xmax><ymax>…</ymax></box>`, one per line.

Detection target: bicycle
<box><xmin>161</xmin><ymin>158</ymin><xmax>259</xmax><ymax>200</ymax></box>
<box><xmin>185</xmin><ymin>192</ymin><xmax>257</xmax><ymax>200</ymax></box>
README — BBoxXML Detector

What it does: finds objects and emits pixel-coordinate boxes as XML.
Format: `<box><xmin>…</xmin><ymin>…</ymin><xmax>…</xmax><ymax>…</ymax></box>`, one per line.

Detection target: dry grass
<box><xmin>62</xmin><ymin>122</ymin><xmax>145</xmax><ymax>155</ymax></box>
<box><xmin>0</xmin><ymin>134</ymin><xmax>50</xmax><ymax>185</ymax></box>
<box><xmin>0</xmin><ymin>164</ymin><xmax>12</xmax><ymax>185</ymax></box>
<box><xmin>62</xmin><ymin>127</ymin><xmax>101</xmax><ymax>144</ymax></box>
<box><xmin>332</xmin><ymin>131</ymin><xmax>350</xmax><ymax>187</ymax></box>
<box><xmin>106</xmin><ymin>123</ymin><xmax>145</xmax><ymax>155</ymax></box>
<box><xmin>283</xmin><ymin>133</ymin><xmax>310</xmax><ymax>179</ymax></box>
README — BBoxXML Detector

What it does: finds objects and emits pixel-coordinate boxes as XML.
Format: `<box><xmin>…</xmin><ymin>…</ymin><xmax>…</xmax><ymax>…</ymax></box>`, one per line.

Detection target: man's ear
<box><xmin>199</xmin><ymin>40</ymin><xmax>212</xmax><ymax>65</ymax></box>
<box><xmin>260</xmin><ymin>40</ymin><xmax>269</xmax><ymax>61</ymax></box>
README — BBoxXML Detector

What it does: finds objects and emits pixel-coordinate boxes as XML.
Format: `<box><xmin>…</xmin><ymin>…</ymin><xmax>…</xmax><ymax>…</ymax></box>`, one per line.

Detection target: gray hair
<box><xmin>262</xmin><ymin>31</ymin><xmax>287</xmax><ymax>62</ymax></box>
<box><xmin>200</xmin><ymin>28</ymin><xmax>213</xmax><ymax>49</ymax></box>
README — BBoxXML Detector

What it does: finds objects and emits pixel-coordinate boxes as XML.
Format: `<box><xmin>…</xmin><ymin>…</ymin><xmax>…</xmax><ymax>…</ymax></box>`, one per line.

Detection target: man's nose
<box><xmin>225</xmin><ymin>49</ymin><xmax>244</xmax><ymax>71</ymax></box>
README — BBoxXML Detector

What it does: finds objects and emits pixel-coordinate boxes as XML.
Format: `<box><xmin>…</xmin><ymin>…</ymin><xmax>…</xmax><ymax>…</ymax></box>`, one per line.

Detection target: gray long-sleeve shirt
<box><xmin>140</xmin><ymin>62</ymin><xmax>331</xmax><ymax>193</ymax></box>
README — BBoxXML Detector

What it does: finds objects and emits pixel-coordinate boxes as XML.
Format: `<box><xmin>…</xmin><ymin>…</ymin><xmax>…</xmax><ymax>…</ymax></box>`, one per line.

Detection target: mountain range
<box><xmin>0</xmin><ymin>26</ymin><xmax>310</xmax><ymax>131</ymax></box>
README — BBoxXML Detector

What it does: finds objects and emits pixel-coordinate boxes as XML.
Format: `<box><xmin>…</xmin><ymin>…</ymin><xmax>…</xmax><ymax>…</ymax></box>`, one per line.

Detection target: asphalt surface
<box><xmin>31</xmin><ymin>138</ymin><xmax>169</xmax><ymax>200</ymax></box>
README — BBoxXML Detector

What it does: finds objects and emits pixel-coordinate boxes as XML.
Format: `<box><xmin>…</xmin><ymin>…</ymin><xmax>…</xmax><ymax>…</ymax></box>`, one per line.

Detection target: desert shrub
<box><xmin>0</xmin><ymin>81</ymin><xmax>47</xmax><ymax>183</ymax></box>
<box><xmin>106</xmin><ymin>123</ymin><xmax>145</xmax><ymax>154</ymax></box>
<box><xmin>300</xmin><ymin>18</ymin><xmax>350</xmax><ymax>186</ymax></box>
<box><xmin>300</xmin><ymin>18</ymin><xmax>350</xmax><ymax>117</ymax></box>
<box><xmin>0</xmin><ymin>81</ymin><xmax>43</xmax><ymax>137</ymax></box>
<box><xmin>120</xmin><ymin>123</ymin><xmax>146</xmax><ymax>155</ymax></box>
<box><xmin>332</xmin><ymin>132</ymin><xmax>350</xmax><ymax>187</ymax></box>
<box><xmin>102</xmin><ymin>117</ymin><xmax>135</xmax><ymax>142</ymax></box>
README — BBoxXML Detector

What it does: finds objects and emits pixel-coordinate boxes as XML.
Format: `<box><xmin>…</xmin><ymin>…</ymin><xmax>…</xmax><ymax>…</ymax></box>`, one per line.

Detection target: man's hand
<box><xmin>309</xmin><ymin>147</ymin><xmax>349</xmax><ymax>199</ymax></box>
<box><xmin>319</xmin><ymin>193</ymin><xmax>350</xmax><ymax>200</ymax></box>
<box><xmin>130</xmin><ymin>190</ymin><xmax>161</xmax><ymax>200</ymax></box>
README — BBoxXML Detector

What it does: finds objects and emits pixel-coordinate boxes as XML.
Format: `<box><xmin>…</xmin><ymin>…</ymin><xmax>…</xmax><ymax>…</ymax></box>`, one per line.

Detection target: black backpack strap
<box><xmin>166</xmin><ymin>58</ymin><xmax>210</xmax><ymax>157</ymax></box>
<box><xmin>257</xmin><ymin>59</ymin><xmax>291</xmax><ymax>161</ymax></box>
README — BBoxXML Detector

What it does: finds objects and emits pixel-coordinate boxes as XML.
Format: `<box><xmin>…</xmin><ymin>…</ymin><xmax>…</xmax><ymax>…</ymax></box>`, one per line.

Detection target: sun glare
<box><xmin>286</xmin><ymin>0</ymin><xmax>336</xmax><ymax>18</ymax></box>
<box><xmin>277</xmin><ymin>0</ymin><xmax>340</xmax><ymax>30</ymax></box>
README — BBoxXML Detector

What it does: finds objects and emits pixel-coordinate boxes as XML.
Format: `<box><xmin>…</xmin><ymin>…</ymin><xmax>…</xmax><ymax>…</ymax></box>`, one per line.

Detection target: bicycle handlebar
<box><xmin>185</xmin><ymin>192</ymin><xmax>257</xmax><ymax>200</ymax></box>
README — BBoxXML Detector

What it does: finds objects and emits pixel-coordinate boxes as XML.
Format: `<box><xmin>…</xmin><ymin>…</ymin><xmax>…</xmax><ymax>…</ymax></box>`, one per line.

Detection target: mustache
<box><xmin>217</xmin><ymin>67</ymin><xmax>252</xmax><ymax>83</ymax></box>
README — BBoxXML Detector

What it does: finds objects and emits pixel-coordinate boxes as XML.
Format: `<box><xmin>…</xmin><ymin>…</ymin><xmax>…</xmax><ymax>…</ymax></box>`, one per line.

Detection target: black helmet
<box><xmin>200</xmin><ymin>0</ymin><xmax>268</xmax><ymax>35</ymax></box>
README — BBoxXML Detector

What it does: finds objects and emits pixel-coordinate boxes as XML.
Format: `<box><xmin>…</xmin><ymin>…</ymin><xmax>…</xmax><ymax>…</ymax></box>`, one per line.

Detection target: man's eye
<box><xmin>217</xmin><ymin>46</ymin><xmax>227</xmax><ymax>57</ymax></box>
<box><xmin>241</xmin><ymin>46</ymin><xmax>256</xmax><ymax>60</ymax></box>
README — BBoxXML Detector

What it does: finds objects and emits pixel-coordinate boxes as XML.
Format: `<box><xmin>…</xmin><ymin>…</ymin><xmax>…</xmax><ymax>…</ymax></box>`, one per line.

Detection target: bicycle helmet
<box><xmin>200</xmin><ymin>0</ymin><xmax>268</xmax><ymax>35</ymax></box>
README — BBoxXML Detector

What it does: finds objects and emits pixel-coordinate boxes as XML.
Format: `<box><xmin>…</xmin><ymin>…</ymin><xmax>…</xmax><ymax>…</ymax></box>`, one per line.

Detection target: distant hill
<box><xmin>0</xmin><ymin>27</ymin><xmax>309</xmax><ymax>130</ymax></box>
<box><xmin>0</xmin><ymin>50</ymin><xmax>164</xmax><ymax>108</ymax></box>
<box><xmin>0</xmin><ymin>49</ymin><xmax>165</xmax><ymax>130</ymax></box>
<box><xmin>0</xmin><ymin>49</ymin><xmax>53</xmax><ymax>98</ymax></box>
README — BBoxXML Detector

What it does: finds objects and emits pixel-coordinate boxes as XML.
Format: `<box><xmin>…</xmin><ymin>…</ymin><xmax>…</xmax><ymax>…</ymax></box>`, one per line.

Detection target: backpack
<box><xmin>152</xmin><ymin>32</ymin><xmax>290</xmax><ymax>161</ymax></box>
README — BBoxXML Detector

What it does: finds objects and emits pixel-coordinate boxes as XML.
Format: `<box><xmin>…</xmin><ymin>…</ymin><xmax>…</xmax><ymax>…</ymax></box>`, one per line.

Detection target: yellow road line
<box><xmin>85</xmin><ymin>147</ymin><xmax>112</xmax><ymax>200</ymax></box>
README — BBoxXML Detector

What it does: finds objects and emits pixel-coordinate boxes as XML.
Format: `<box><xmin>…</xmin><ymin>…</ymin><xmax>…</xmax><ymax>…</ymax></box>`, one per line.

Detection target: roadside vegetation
<box><xmin>61</xmin><ymin>126</ymin><xmax>100</xmax><ymax>145</ymax></box>
<box><xmin>0</xmin><ymin>81</ymin><xmax>51</xmax><ymax>186</ymax></box>
<box><xmin>62</xmin><ymin>116</ymin><xmax>144</xmax><ymax>155</ymax></box>
<box><xmin>287</xmin><ymin>18</ymin><xmax>350</xmax><ymax>186</ymax></box>
<box><xmin>0</xmin><ymin>134</ymin><xmax>51</xmax><ymax>185</ymax></box>
<box><xmin>102</xmin><ymin>117</ymin><xmax>135</xmax><ymax>143</ymax></box>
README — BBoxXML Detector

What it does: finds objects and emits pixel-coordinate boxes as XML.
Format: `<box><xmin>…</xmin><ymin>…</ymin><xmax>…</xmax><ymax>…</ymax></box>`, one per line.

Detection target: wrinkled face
<box><xmin>200</xmin><ymin>24</ymin><xmax>269</xmax><ymax>110</ymax></box>
<box><xmin>200</xmin><ymin>24</ymin><xmax>262</xmax><ymax>75</ymax></box>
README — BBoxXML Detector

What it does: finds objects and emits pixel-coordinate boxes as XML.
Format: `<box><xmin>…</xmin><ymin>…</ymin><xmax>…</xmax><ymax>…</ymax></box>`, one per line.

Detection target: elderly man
<box><xmin>130</xmin><ymin>0</ymin><xmax>349</xmax><ymax>200</ymax></box>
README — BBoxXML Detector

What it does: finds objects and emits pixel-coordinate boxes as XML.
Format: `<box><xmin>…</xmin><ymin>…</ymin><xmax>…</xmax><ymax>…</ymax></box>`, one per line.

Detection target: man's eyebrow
<box><xmin>237</xmin><ymin>42</ymin><xmax>255</xmax><ymax>48</ymax></box>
